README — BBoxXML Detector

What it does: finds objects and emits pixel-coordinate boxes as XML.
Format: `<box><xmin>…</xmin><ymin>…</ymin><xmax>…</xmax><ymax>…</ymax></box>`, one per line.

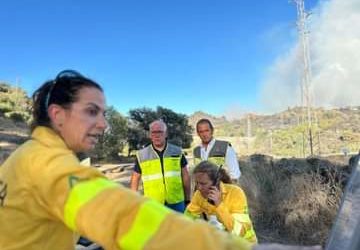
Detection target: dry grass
<box><xmin>239</xmin><ymin>155</ymin><xmax>346</xmax><ymax>246</ymax></box>
<box><xmin>0</xmin><ymin>115</ymin><xmax>29</xmax><ymax>165</ymax></box>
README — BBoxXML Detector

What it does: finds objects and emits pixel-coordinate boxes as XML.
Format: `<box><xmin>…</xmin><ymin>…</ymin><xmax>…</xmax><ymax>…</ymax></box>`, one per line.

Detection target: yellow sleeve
<box><xmin>65</xmin><ymin>176</ymin><xmax>254</xmax><ymax>249</ymax></box>
<box><xmin>30</xmin><ymin>152</ymin><xmax>253</xmax><ymax>250</ymax></box>
<box><xmin>184</xmin><ymin>190</ymin><xmax>203</xmax><ymax>219</ymax></box>
<box><xmin>215</xmin><ymin>187</ymin><xmax>248</xmax><ymax>232</ymax></box>
<box><xmin>215</xmin><ymin>186</ymin><xmax>257</xmax><ymax>243</ymax></box>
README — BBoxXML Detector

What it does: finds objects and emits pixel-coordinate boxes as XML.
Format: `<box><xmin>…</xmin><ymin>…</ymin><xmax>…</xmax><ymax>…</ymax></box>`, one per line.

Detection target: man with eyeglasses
<box><xmin>130</xmin><ymin>120</ymin><xmax>191</xmax><ymax>213</ymax></box>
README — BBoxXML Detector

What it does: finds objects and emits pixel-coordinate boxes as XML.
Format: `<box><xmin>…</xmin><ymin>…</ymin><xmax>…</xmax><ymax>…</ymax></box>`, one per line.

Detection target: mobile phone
<box><xmin>207</xmin><ymin>165</ymin><xmax>222</xmax><ymax>205</ymax></box>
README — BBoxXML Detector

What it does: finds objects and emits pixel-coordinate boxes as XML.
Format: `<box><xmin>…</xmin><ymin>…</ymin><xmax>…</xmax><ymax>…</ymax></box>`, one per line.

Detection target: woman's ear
<box><xmin>48</xmin><ymin>104</ymin><xmax>65</xmax><ymax>128</ymax></box>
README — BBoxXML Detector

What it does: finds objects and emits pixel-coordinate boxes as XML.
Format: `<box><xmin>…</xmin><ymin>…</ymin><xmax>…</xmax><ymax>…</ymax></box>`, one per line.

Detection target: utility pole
<box><xmin>246</xmin><ymin>114</ymin><xmax>252</xmax><ymax>153</ymax></box>
<box><xmin>293</xmin><ymin>0</ymin><xmax>314</xmax><ymax>156</ymax></box>
<box><xmin>269</xmin><ymin>130</ymin><xmax>273</xmax><ymax>155</ymax></box>
<box><xmin>317</xmin><ymin>131</ymin><xmax>321</xmax><ymax>155</ymax></box>
<box><xmin>247</xmin><ymin>114</ymin><xmax>252</xmax><ymax>138</ymax></box>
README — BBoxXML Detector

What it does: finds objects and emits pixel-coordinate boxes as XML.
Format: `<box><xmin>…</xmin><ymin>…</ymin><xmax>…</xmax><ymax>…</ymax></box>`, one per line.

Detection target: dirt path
<box><xmin>96</xmin><ymin>163</ymin><xmax>134</xmax><ymax>188</ymax></box>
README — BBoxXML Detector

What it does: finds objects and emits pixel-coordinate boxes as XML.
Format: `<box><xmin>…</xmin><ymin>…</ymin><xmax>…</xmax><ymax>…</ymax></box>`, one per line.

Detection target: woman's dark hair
<box><xmin>196</xmin><ymin>118</ymin><xmax>214</xmax><ymax>132</ymax></box>
<box><xmin>193</xmin><ymin>161</ymin><xmax>232</xmax><ymax>184</ymax></box>
<box><xmin>30</xmin><ymin>69</ymin><xmax>103</xmax><ymax>131</ymax></box>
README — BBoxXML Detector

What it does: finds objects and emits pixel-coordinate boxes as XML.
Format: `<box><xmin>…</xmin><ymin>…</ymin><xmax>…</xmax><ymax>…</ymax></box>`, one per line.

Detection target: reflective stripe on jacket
<box><xmin>185</xmin><ymin>182</ymin><xmax>257</xmax><ymax>243</ymax></box>
<box><xmin>64</xmin><ymin>177</ymin><xmax>171</xmax><ymax>249</ymax></box>
<box><xmin>193</xmin><ymin>140</ymin><xmax>228</xmax><ymax>167</ymax></box>
<box><xmin>137</xmin><ymin>143</ymin><xmax>184</xmax><ymax>204</ymax></box>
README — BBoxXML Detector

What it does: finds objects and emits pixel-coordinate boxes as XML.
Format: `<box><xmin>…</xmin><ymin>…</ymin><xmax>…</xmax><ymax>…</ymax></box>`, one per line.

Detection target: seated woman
<box><xmin>185</xmin><ymin>161</ymin><xmax>257</xmax><ymax>243</ymax></box>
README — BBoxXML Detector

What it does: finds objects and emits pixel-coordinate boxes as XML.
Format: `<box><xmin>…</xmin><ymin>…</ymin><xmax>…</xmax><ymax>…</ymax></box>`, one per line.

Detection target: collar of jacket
<box><xmin>200</xmin><ymin>138</ymin><xmax>216</xmax><ymax>149</ymax></box>
<box><xmin>219</xmin><ymin>182</ymin><xmax>229</xmax><ymax>194</ymax></box>
<box><xmin>150</xmin><ymin>142</ymin><xmax>168</xmax><ymax>154</ymax></box>
<box><xmin>32</xmin><ymin>126</ymin><xmax>69</xmax><ymax>150</ymax></box>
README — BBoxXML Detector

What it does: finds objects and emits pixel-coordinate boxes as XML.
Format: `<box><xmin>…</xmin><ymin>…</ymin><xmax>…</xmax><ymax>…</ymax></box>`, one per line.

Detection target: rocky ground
<box><xmin>96</xmin><ymin>163</ymin><xmax>134</xmax><ymax>187</ymax></box>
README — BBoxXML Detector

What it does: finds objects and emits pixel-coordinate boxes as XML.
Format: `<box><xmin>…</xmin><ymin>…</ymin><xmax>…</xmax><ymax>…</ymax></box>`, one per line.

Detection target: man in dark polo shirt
<box><xmin>130</xmin><ymin>120</ymin><xmax>191</xmax><ymax>212</ymax></box>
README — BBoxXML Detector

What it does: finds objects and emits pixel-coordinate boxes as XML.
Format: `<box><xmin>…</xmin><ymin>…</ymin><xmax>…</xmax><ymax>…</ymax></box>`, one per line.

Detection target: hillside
<box><xmin>0</xmin><ymin>115</ymin><xmax>29</xmax><ymax>163</ymax></box>
<box><xmin>2</xmin><ymin>106</ymin><xmax>360</xmax><ymax>162</ymax></box>
<box><xmin>1</xmin><ymin>81</ymin><xmax>360</xmax><ymax>158</ymax></box>
<box><xmin>189</xmin><ymin>107</ymin><xmax>360</xmax><ymax>157</ymax></box>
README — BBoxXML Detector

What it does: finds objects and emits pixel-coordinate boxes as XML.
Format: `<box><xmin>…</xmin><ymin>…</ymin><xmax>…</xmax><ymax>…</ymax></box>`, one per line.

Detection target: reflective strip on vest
<box><xmin>193</xmin><ymin>157</ymin><xmax>225</xmax><ymax>168</ymax></box>
<box><xmin>208</xmin><ymin>157</ymin><xmax>226</xmax><ymax>167</ymax></box>
<box><xmin>232</xmin><ymin>213</ymin><xmax>257</xmax><ymax>243</ymax></box>
<box><xmin>118</xmin><ymin>199</ymin><xmax>171</xmax><ymax>249</ymax></box>
<box><xmin>64</xmin><ymin>178</ymin><xmax>118</xmax><ymax>230</ymax></box>
<box><xmin>163</xmin><ymin>171</ymin><xmax>181</xmax><ymax>178</ymax></box>
<box><xmin>193</xmin><ymin>157</ymin><xmax>202</xmax><ymax>167</ymax></box>
<box><xmin>142</xmin><ymin>173</ymin><xmax>164</xmax><ymax>182</ymax></box>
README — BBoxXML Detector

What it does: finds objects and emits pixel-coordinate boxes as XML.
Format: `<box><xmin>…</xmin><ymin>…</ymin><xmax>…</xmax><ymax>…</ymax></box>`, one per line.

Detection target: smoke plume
<box><xmin>260</xmin><ymin>0</ymin><xmax>360</xmax><ymax>112</ymax></box>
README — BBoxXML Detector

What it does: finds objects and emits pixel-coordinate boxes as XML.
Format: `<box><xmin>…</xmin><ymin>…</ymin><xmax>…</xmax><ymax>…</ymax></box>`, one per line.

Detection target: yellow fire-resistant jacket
<box><xmin>0</xmin><ymin>126</ymin><xmax>252</xmax><ymax>250</ymax></box>
<box><xmin>185</xmin><ymin>182</ymin><xmax>257</xmax><ymax>243</ymax></box>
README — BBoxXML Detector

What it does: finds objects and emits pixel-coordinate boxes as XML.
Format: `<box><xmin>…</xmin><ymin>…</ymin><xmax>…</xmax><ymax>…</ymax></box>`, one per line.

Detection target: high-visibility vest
<box><xmin>193</xmin><ymin>140</ymin><xmax>229</xmax><ymax>167</ymax></box>
<box><xmin>137</xmin><ymin>143</ymin><xmax>184</xmax><ymax>204</ymax></box>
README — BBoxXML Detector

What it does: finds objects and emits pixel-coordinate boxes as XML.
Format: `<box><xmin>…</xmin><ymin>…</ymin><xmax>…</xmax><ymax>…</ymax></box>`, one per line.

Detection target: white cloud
<box><xmin>260</xmin><ymin>0</ymin><xmax>360</xmax><ymax>112</ymax></box>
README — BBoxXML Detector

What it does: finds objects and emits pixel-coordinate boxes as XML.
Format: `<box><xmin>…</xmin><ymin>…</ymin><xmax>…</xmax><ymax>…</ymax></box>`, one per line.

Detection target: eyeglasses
<box><xmin>44</xmin><ymin>69</ymin><xmax>83</xmax><ymax>110</ymax></box>
<box><xmin>150</xmin><ymin>130</ymin><xmax>165</xmax><ymax>135</ymax></box>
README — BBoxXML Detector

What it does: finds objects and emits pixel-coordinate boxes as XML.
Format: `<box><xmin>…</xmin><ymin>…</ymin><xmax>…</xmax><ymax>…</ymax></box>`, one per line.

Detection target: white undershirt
<box><xmin>199</xmin><ymin>139</ymin><xmax>241</xmax><ymax>179</ymax></box>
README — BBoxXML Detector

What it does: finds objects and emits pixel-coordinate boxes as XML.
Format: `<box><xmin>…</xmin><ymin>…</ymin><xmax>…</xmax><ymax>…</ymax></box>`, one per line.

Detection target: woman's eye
<box><xmin>87</xmin><ymin>108</ymin><xmax>98</xmax><ymax>116</ymax></box>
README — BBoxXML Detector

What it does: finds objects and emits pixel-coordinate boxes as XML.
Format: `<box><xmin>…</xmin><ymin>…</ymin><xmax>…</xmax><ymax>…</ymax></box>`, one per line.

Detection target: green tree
<box><xmin>0</xmin><ymin>82</ymin><xmax>31</xmax><ymax>122</ymax></box>
<box><xmin>93</xmin><ymin>106</ymin><xmax>128</xmax><ymax>161</ymax></box>
<box><xmin>127</xmin><ymin>106</ymin><xmax>193</xmax><ymax>154</ymax></box>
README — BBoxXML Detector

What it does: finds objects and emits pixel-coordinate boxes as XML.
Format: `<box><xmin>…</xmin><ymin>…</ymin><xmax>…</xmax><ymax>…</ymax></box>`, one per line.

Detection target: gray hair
<box><xmin>149</xmin><ymin>119</ymin><xmax>167</xmax><ymax>133</ymax></box>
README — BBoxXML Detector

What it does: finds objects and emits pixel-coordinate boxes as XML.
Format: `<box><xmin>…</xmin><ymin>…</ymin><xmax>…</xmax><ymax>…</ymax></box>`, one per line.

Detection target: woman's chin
<box><xmin>81</xmin><ymin>144</ymin><xmax>95</xmax><ymax>152</ymax></box>
<box><xmin>200</xmin><ymin>192</ymin><xmax>208</xmax><ymax>198</ymax></box>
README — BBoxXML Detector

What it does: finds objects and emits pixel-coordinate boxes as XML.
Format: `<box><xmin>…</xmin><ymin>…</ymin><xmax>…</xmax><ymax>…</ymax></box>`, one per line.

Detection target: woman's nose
<box><xmin>97</xmin><ymin>115</ymin><xmax>108</xmax><ymax>130</ymax></box>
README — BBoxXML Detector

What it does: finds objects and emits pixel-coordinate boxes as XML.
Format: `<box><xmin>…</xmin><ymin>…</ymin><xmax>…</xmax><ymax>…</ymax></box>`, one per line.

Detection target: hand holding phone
<box><xmin>207</xmin><ymin>165</ymin><xmax>222</xmax><ymax>205</ymax></box>
<box><xmin>207</xmin><ymin>186</ymin><xmax>221</xmax><ymax>206</ymax></box>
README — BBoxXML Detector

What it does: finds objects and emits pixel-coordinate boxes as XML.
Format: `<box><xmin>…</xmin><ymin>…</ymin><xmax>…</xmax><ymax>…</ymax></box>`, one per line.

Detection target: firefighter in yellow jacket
<box><xmin>185</xmin><ymin>161</ymin><xmax>257</xmax><ymax>243</ymax></box>
<box><xmin>0</xmin><ymin>69</ymin><xmax>321</xmax><ymax>250</ymax></box>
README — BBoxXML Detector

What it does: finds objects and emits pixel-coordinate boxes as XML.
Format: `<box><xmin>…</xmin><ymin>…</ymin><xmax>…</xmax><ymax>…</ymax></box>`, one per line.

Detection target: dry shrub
<box><xmin>239</xmin><ymin>154</ymin><xmax>344</xmax><ymax>245</ymax></box>
<box><xmin>279</xmin><ymin>173</ymin><xmax>341</xmax><ymax>245</ymax></box>
<box><xmin>239</xmin><ymin>155</ymin><xmax>289</xmax><ymax>242</ymax></box>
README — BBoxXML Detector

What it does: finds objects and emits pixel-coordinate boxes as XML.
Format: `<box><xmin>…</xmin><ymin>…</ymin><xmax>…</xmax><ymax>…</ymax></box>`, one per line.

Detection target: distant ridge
<box><xmin>188</xmin><ymin>106</ymin><xmax>360</xmax><ymax>157</ymax></box>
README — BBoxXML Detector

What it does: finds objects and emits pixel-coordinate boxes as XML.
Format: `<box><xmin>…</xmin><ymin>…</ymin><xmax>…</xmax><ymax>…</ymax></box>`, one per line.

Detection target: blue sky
<box><xmin>0</xmin><ymin>0</ymin><xmax>328</xmax><ymax>117</ymax></box>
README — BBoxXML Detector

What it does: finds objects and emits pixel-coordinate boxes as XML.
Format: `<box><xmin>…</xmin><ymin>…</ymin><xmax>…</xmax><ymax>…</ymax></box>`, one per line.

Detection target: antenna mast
<box><xmin>294</xmin><ymin>0</ymin><xmax>314</xmax><ymax>155</ymax></box>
